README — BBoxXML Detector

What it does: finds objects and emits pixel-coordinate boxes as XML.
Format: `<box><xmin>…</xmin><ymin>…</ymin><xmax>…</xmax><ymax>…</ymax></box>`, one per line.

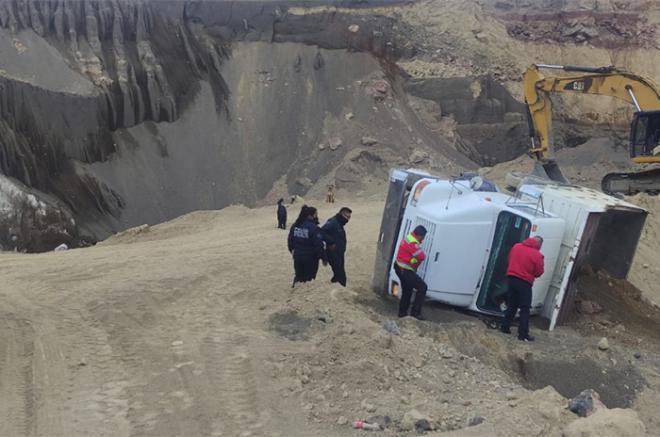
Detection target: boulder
<box><xmin>564</xmin><ymin>408</ymin><xmax>646</xmax><ymax>437</ymax></box>
<box><xmin>577</xmin><ymin>300</ymin><xmax>603</xmax><ymax>315</ymax></box>
<box><xmin>367</xmin><ymin>80</ymin><xmax>390</xmax><ymax>101</ymax></box>
<box><xmin>382</xmin><ymin>320</ymin><xmax>401</xmax><ymax>335</ymax></box>
<box><xmin>473</xmin><ymin>31</ymin><xmax>488</xmax><ymax>42</ymax></box>
<box><xmin>360</xmin><ymin>399</ymin><xmax>377</xmax><ymax>413</ymax></box>
<box><xmin>401</xmin><ymin>409</ymin><xmax>434</xmax><ymax>431</ymax></box>
<box><xmin>568</xmin><ymin>389</ymin><xmax>605</xmax><ymax>417</ymax></box>
<box><xmin>361</xmin><ymin>136</ymin><xmax>379</xmax><ymax>146</ymax></box>
<box><xmin>295</xmin><ymin>178</ymin><xmax>313</xmax><ymax>189</ymax></box>
<box><xmin>328</xmin><ymin>137</ymin><xmax>343</xmax><ymax>151</ymax></box>
<box><xmin>409</xmin><ymin>149</ymin><xmax>429</xmax><ymax>164</ymax></box>
<box><xmin>468</xmin><ymin>415</ymin><xmax>485</xmax><ymax>426</ymax></box>
<box><xmin>367</xmin><ymin>415</ymin><xmax>391</xmax><ymax>429</ymax></box>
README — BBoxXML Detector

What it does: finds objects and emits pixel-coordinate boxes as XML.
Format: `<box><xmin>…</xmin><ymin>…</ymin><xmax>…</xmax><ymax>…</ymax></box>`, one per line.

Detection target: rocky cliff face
<box><xmin>0</xmin><ymin>0</ymin><xmax>477</xmax><ymax>250</ymax></box>
<box><xmin>1</xmin><ymin>0</ymin><xmax>657</xmax><ymax>251</ymax></box>
<box><xmin>0</xmin><ymin>173</ymin><xmax>80</xmax><ymax>251</ymax></box>
<box><xmin>485</xmin><ymin>0</ymin><xmax>658</xmax><ymax>48</ymax></box>
<box><xmin>0</xmin><ymin>0</ymin><xmax>232</xmax><ymax>247</ymax></box>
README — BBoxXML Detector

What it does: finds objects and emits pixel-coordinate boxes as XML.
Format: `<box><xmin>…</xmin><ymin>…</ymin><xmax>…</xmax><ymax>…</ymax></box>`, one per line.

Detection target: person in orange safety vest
<box><xmin>394</xmin><ymin>225</ymin><xmax>428</xmax><ymax>320</ymax></box>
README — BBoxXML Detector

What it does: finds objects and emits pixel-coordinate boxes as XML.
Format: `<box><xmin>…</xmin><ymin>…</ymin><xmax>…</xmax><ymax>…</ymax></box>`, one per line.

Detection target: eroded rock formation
<box><xmin>0</xmin><ymin>0</ymin><xmax>447</xmax><ymax>249</ymax></box>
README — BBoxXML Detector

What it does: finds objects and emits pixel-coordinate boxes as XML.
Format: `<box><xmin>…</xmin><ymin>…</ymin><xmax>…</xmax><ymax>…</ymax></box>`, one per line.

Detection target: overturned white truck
<box><xmin>372</xmin><ymin>169</ymin><xmax>647</xmax><ymax>329</ymax></box>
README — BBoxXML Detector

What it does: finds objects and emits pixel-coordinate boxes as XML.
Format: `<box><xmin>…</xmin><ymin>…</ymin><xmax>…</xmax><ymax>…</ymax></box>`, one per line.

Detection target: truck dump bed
<box><xmin>518</xmin><ymin>184</ymin><xmax>647</xmax><ymax>329</ymax></box>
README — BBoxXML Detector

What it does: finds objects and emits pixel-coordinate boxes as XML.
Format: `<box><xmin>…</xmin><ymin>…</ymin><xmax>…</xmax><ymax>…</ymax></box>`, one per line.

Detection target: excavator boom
<box><xmin>523</xmin><ymin>64</ymin><xmax>660</xmax><ymax>195</ymax></box>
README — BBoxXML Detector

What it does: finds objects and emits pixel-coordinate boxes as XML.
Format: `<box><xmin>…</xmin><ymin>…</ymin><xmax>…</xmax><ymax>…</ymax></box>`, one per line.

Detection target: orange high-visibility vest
<box><xmin>395</xmin><ymin>232</ymin><xmax>426</xmax><ymax>271</ymax></box>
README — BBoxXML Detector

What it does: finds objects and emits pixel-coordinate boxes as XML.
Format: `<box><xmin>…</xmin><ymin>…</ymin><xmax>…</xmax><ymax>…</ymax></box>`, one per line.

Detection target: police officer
<box><xmin>394</xmin><ymin>225</ymin><xmax>428</xmax><ymax>320</ymax></box>
<box><xmin>287</xmin><ymin>205</ymin><xmax>325</xmax><ymax>287</ymax></box>
<box><xmin>321</xmin><ymin>207</ymin><xmax>352</xmax><ymax>287</ymax></box>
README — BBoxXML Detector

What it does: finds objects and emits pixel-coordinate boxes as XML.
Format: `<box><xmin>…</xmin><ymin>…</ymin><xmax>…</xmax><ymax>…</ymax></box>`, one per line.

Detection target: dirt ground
<box><xmin>1</xmin><ymin>0</ymin><xmax>659</xmax><ymax>434</ymax></box>
<box><xmin>1</xmin><ymin>195</ymin><xmax>660</xmax><ymax>436</ymax></box>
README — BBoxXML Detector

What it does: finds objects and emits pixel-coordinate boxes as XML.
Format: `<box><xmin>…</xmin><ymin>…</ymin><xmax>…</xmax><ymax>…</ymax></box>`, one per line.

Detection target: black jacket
<box><xmin>288</xmin><ymin>218</ymin><xmax>325</xmax><ymax>260</ymax></box>
<box><xmin>277</xmin><ymin>203</ymin><xmax>287</xmax><ymax>221</ymax></box>
<box><xmin>322</xmin><ymin>215</ymin><xmax>347</xmax><ymax>254</ymax></box>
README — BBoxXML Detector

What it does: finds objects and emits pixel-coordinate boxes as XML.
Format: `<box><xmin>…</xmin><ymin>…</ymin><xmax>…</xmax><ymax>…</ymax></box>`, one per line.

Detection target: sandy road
<box><xmin>0</xmin><ymin>201</ymin><xmax>380</xmax><ymax>436</ymax></box>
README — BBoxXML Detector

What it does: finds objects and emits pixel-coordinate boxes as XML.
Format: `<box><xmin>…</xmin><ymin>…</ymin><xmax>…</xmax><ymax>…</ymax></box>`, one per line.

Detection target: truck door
<box><xmin>476</xmin><ymin>212</ymin><xmax>531</xmax><ymax>314</ymax></box>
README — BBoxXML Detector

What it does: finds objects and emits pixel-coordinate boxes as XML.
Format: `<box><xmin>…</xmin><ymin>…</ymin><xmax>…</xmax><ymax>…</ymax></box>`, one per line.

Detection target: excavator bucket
<box><xmin>532</xmin><ymin>161</ymin><xmax>569</xmax><ymax>183</ymax></box>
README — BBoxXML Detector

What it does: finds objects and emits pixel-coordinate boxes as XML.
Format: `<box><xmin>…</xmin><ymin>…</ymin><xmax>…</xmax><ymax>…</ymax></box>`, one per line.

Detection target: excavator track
<box><xmin>601</xmin><ymin>167</ymin><xmax>660</xmax><ymax>196</ymax></box>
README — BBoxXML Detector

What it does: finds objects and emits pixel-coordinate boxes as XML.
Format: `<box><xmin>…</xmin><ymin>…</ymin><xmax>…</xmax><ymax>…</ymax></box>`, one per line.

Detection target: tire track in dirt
<box><xmin>80</xmin><ymin>273</ymin><xmax>240</xmax><ymax>436</ymax></box>
<box><xmin>222</xmin><ymin>343</ymin><xmax>262</xmax><ymax>433</ymax></box>
<box><xmin>0</xmin><ymin>314</ymin><xmax>36</xmax><ymax>437</ymax></box>
<box><xmin>55</xmin><ymin>304</ymin><xmax>131</xmax><ymax>437</ymax></box>
<box><xmin>199</xmin><ymin>329</ymin><xmax>263</xmax><ymax>436</ymax></box>
<box><xmin>86</xmin><ymin>290</ymin><xmax>184</xmax><ymax>437</ymax></box>
<box><xmin>0</xmin><ymin>278</ymin><xmax>132</xmax><ymax>437</ymax></box>
<box><xmin>179</xmin><ymin>275</ymin><xmax>265</xmax><ymax>436</ymax></box>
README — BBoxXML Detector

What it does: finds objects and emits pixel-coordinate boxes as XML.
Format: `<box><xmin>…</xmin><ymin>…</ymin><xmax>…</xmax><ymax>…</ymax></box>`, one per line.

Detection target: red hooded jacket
<box><xmin>506</xmin><ymin>238</ymin><xmax>545</xmax><ymax>285</ymax></box>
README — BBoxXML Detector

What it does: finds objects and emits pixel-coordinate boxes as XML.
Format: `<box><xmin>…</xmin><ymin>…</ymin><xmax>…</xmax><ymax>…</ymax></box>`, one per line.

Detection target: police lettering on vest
<box><xmin>293</xmin><ymin>227</ymin><xmax>309</xmax><ymax>239</ymax></box>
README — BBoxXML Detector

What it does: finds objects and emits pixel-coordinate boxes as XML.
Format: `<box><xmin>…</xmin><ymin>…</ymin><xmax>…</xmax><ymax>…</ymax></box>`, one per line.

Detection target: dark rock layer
<box><xmin>0</xmin><ymin>0</ymin><xmax>530</xmax><ymax>251</ymax></box>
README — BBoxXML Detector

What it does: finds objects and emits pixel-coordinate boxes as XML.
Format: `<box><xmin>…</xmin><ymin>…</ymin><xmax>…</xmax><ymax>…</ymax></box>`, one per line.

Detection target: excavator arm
<box><xmin>523</xmin><ymin>64</ymin><xmax>660</xmax><ymax>194</ymax></box>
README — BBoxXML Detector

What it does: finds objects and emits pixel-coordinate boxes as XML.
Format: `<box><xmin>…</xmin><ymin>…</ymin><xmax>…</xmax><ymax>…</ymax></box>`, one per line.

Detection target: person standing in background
<box><xmin>326</xmin><ymin>183</ymin><xmax>336</xmax><ymax>203</ymax></box>
<box><xmin>277</xmin><ymin>198</ymin><xmax>287</xmax><ymax>229</ymax></box>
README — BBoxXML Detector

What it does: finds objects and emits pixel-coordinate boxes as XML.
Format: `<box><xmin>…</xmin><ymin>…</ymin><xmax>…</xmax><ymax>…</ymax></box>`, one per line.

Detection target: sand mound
<box><xmin>627</xmin><ymin>195</ymin><xmax>660</xmax><ymax>306</ymax></box>
<box><xmin>564</xmin><ymin>408</ymin><xmax>646</xmax><ymax>437</ymax></box>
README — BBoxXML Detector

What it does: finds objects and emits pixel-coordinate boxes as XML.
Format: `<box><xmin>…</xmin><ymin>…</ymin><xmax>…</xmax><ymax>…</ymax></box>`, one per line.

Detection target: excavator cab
<box><xmin>630</xmin><ymin>110</ymin><xmax>660</xmax><ymax>159</ymax></box>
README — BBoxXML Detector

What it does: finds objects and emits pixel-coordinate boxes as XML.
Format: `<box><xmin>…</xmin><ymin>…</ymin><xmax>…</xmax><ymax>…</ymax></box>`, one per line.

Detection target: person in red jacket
<box><xmin>500</xmin><ymin>236</ymin><xmax>545</xmax><ymax>341</ymax></box>
<box><xmin>394</xmin><ymin>225</ymin><xmax>428</xmax><ymax>320</ymax></box>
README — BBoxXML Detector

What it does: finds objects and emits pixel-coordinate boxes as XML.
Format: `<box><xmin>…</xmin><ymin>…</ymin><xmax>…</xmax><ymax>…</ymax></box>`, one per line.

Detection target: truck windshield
<box><xmin>476</xmin><ymin>212</ymin><xmax>531</xmax><ymax>313</ymax></box>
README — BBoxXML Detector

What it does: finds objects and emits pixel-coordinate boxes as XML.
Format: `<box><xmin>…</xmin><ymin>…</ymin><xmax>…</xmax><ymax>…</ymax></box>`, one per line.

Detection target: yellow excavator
<box><xmin>523</xmin><ymin>64</ymin><xmax>660</xmax><ymax>195</ymax></box>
